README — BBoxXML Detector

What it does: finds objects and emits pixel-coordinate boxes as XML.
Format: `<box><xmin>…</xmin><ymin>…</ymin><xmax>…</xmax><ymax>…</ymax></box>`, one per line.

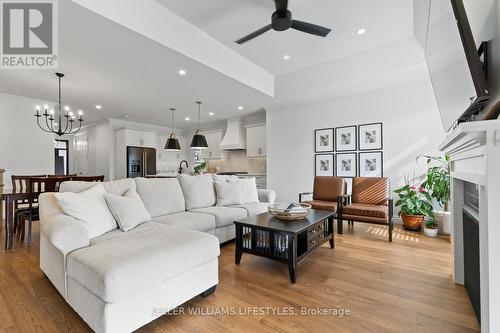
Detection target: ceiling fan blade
<box><xmin>291</xmin><ymin>20</ymin><xmax>331</xmax><ymax>37</ymax></box>
<box><xmin>235</xmin><ymin>24</ymin><xmax>272</xmax><ymax>44</ymax></box>
<box><xmin>275</xmin><ymin>0</ymin><xmax>288</xmax><ymax>13</ymax></box>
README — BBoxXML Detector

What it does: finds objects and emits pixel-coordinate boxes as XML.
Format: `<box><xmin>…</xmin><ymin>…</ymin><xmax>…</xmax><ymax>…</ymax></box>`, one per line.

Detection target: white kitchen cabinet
<box><xmin>202</xmin><ymin>131</ymin><xmax>224</xmax><ymax>160</ymax></box>
<box><xmin>120</xmin><ymin>129</ymin><xmax>156</xmax><ymax>148</ymax></box>
<box><xmin>246</xmin><ymin>125</ymin><xmax>266</xmax><ymax>157</ymax></box>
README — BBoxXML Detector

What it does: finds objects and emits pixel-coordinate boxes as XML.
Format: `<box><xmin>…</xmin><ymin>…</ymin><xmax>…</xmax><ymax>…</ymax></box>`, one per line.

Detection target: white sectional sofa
<box><xmin>39</xmin><ymin>175</ymin><xmax>276</xmax><ymax>333</ymax></box>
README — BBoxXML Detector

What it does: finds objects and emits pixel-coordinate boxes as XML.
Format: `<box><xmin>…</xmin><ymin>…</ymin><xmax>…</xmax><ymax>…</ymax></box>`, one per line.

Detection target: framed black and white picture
<box><xmin>335</xmin><ymin>126</ymin><xmax>357</xmax><ymax>151</ymax></box>
<box><xmin>336</xmin><ymin>153</ymin><xmax>357</xmax><ymax>177</ymax></box>
<box><xmin>358</xmin><ymin>123</ymin><xmax>383</xmax><ymax>150</ymax></box>
<box><xmin>315</xmin><ymin>154</ymin><xmax>334</xmax><ymax>176</ymax></box>
<box><xmin>315</xmin><ymin>128</ymin><xmax>334</xmax><ymax>152</ymax></box>
<box><xmin>359</xmin><ymin>151</ymin><xmax>383</xmax><ymax>177</ymax></box>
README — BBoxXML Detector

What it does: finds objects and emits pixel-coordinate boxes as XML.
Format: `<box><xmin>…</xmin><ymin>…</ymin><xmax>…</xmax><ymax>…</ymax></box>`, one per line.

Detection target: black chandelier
<box><xmin>34</xmin><ymin>72</ymin><xmax>84</xmax><ymax>136</ymax></box>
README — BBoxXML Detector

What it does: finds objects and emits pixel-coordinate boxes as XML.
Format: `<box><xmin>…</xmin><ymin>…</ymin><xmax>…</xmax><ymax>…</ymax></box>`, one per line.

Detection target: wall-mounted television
<box><xmin>425</xmin><ymin>0</ymin><xmax>490</xmax><ymax>131</ymax></box>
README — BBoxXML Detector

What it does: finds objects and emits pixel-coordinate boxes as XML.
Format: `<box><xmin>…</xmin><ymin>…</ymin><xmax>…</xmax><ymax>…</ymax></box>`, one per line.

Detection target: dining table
<box><xmin>1</xmin><ymin>187</ymin><xmax>29</xmax><ymax>250</ymax></box>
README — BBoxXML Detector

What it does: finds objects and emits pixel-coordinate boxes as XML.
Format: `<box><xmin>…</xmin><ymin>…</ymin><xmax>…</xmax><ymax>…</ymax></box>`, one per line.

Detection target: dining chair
<box><xmin>11</xmin><ymin>174</ymin><xmax>46</xmax><ymax>234</ymax></box>
<box><xmin>18</xmin><ymin>176</ymin><xmax>71</xmax><ymax>246</ymax></box>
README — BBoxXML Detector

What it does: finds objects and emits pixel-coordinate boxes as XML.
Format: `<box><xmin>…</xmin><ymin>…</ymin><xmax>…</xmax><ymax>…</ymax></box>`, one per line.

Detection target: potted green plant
<box><xmin>423</xmin><ymin>218</ymin><xmax>438</xmax><ymax>237</ymax></box>
<box><xmin>194</xmin><ymin>161</ymin><xmax>207</xmax><ymax>174</ymax></box>
<box><xmin>394</xmin><ymin>185</ymin><xmax>435</xmax><ymax>231</ymax></box>
<box><xmin>418</xmin><ymin>155</ymin><xmax>451</xmax><ymax>235</ymax></box>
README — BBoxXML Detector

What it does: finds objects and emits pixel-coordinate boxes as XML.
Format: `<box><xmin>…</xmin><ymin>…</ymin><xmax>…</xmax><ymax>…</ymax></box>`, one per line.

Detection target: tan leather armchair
<box><xmin>337</xmin><ymin>177</ymin><xmax>394</xmax><ymax>242</ymax></box>
<box><xmin>299</xmin><ymin>176</ymin><xmax>346</xmax><ymax>232</ymax></box>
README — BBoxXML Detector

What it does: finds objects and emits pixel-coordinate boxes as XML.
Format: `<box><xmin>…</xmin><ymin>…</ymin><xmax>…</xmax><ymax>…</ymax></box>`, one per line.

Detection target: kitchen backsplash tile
<box><xmin>208</xmin><ymin>150</ymin><xmax>266</xmax><ymax>174</ymax></box>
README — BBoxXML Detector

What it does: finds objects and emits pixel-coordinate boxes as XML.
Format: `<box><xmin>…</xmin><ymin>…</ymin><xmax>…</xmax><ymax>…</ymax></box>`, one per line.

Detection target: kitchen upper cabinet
<box><xmin>202</xmin><ymin>131</ymin><xmax>223</xmax><ymax>160</ymax></box>
<box><xmin>120</xmin><ymin>129</ymin><xmax>156</xmax><ymax>148</ymax></box>
<box><xmin>246</xmin><ymin>125</ymin><xmax>266</xmax><ymax>157</ymax></box>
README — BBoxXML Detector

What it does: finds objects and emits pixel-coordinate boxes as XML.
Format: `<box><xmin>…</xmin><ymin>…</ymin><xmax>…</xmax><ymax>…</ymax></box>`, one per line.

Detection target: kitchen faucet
<box><xmin>178</xmin><ymin>160</ymin><xmax>189</xmax><ymax>174</ymax></box>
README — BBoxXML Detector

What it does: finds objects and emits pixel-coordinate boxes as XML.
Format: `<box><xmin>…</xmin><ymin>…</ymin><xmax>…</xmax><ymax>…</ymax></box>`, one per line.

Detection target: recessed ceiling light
<box><xmin>178</xmin><ymin>69</ymin><xmax>187</xmax><ymax>76</ymax></box>
<box><xmin>95</xmin><ymin>105</ymin><xmax>102</xmax><ymax>109</ymax></box>
<box><xmin>124</xmin><ymin>115</ymin><xmax>129</xmax><ymax>118</ymax></box>
<box><xmin>357</xmin><ymin>28</ymin><xmax>366</xmax><ymax>35</ymax></box>
<box><xmin>208</xmin><ymin>112</ymin><xmax>214</xmax><ymax>116</ymax></box>
<box><xmin>238</xmin><ymin>106</ymin><xmax>244</xmax><ymax>110</ymax></box>
<box><xmin>283</xmin><ymin>55</ymin><xmax>290</xmax><ymax>60</ymax></box>
<box><xmin>185</xmin><ymin>117</ymin><xmax>190</xmax><ymax>121</ymax></box>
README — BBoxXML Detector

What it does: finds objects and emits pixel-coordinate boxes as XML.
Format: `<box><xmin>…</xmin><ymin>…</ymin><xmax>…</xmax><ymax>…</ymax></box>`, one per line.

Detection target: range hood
<box><xmin>219</xmin><ymin>118</ymin><xmax>246</xmax><ymax>150</ymax></box>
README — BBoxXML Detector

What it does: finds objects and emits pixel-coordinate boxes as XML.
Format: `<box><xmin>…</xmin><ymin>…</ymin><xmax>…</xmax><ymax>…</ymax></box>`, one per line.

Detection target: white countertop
<box><xmin>155</xmin><ymin>172</ymin><xmax>179</xmax><ymax>177</ymax></box>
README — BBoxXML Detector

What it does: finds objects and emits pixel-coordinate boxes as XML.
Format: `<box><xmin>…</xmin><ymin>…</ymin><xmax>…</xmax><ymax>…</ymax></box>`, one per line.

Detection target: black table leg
<box><xmin>235</xmin><ymin>224</ymin><xmax>243</xmax><ymax>265</ymax></box>
<box><xmin>5</xmin><ymin>197</ymin><xmax>13</xmax><ymax>250</ymax></box>
<box><xmin>288</xmin><ymin>234</ymin><xmax>297</xmax><ymax>283</ymax></box>
<box><xmin>328</xmin><ymin>216</ymin><xmax>334</xmax><ymax>249</ymax></box>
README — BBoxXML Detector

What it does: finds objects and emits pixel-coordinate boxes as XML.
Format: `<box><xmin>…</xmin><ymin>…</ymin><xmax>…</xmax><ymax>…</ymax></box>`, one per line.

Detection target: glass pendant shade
<box><xmin>165</xmin><ymin>107</ymin><xmax>181</xmax><ymax>151</ymax></box>
<box><xmin>190</xmin><ymin>101</ymin><xmax>208</xmax><ymax>150</ymax></box>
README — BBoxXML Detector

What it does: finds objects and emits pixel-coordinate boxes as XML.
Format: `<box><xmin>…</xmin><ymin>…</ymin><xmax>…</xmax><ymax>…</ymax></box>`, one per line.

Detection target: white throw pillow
<box><xmin>178</xmin><ymin>174</ymin><xmax>216</xmax><ymax>210</ymax></box>
<box><xmin>212</xmin><ymin>174</ymin><xmax>237</xmax><ymax>182</ymax></box>
<box><xmin>55</xmin><ymin>184</ymin><xmax>117</xmax><ymax>238</ymax></box>
<box><xmin>104</xmin><ymin>190</ymin><xmax>151</xmax><ymax>231</ymax></box>
<box><xmin>214</xmin><ymin>179</ymin><xmax>243</xmax><ymax>206</ymax></box>
<box><xmin>240</xmin><ymin>177</ymin><xmax>260</xmax><ymax>203</ymax></box>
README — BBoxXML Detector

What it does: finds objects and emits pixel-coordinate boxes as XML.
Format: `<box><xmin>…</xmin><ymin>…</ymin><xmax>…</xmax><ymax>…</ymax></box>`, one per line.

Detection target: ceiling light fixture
<box><xmin>179</xmin><ymin>69</ymin><xmax>187</xmax><ymax>76</ymax></box>
<box><xmin>190</xmin><ymin>101</ymin><xmax>208</xmax><ymax>150</ymax></box>
<box><xmin>185</xmin><ymin>117</ymin><xmax>190</xmax><ymax>121</ymax></box>
<box><xmin>165</xmin><ymin>107</ymin><xmax>181</xmax><ymax>151</ymax></box>
<box><xmin>283</xmin><ymin>55</ymin><xmax>290</xmax><ymax>60</ymax></box>
<box><xmin>208</xmin><ymin>112</ymin><xmax>214</xmax><ymax>116</ymax></box>
<box><xmin>34</xmin><ymin>73</ymin><xmax>83</xmax><ymax>136</ymax></box>
<box><xmin>95</xmin><ymin>104</ymin><xmax>102</xmax><ymax>109</ymax></box>
<box><xmin>357</xmin><ymin>28</ymin><xmax>366</xmax><ymax>35</ymax></box>
<box><xmin>238</xmin><ymin>106</ymin><xmax>244</xmax><ymax>110</ymax></box>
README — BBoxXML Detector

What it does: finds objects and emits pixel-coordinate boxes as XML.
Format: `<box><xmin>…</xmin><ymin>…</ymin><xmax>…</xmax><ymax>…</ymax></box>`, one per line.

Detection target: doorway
<box><xmin>54</xmin><ymin>140</ymin><xmax>69</xmax><ymax>175</ymax></box>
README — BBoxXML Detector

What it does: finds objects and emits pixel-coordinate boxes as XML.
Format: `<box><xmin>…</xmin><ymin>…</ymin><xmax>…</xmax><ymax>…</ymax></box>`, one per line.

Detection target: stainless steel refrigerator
<box><xmin>126</xmin><ymin>146</ymin><xmax>157</xmax><ymax>178</ymax></box>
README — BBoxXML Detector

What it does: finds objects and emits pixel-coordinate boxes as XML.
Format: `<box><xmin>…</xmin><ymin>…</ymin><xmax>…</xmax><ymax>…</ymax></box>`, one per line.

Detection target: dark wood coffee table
<box><xmin>234</xmin><ymin>209</ymin><xmax>335</xmax><ymax>283</ymax></box>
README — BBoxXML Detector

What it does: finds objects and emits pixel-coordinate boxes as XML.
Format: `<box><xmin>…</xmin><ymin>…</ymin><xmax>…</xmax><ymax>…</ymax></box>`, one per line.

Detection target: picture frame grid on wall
<box><xmin>315</xmin><ymin>153</ymin><xmax>335</xmax><ymax>177</ymax></box>
<box><xmin>358</xmin><ymin>122</ymin><xmax>383</xmax><ymax>151</ymax></box>
<box><xmin>315</xmin><ymin>128</ymin><xmax>334</xmax><ymax>153</ymax></box>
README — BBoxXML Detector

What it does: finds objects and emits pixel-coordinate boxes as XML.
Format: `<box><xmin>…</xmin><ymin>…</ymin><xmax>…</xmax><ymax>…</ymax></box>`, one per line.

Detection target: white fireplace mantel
<box><xmin>440</xmin><ymin>119</ymin><xmax>500</xmax><ymax>333</ymax></box>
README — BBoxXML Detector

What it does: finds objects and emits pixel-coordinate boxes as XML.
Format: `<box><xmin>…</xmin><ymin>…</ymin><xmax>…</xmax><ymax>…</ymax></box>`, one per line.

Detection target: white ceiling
<box><xmin>0</xmin><ymin>0</ymin><xmax>416</xmax><ymax>128</ymax></box>
<box><xmin>0</xmin><ymin>1</ymin><xmax>273</xmax><ymax>128</ymax></box>
<box><xmin>158</xmin><ymin>0</ymin><xmax>415</xmax><ymax>75</ymax></box>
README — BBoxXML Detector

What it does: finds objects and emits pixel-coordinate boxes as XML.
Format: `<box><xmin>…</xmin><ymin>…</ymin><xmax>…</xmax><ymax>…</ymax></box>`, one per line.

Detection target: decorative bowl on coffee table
<box><xmin>268</xmin><ymin>203</ymin><xmax>312</xmax><ymax>220</ymax></box>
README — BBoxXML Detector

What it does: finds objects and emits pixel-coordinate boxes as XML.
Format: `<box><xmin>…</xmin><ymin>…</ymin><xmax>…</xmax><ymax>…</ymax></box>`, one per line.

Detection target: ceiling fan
<box><xmin>235</xmin><ymin>0</ymin><xmax>331</xmax><ymax>44</ymax></box>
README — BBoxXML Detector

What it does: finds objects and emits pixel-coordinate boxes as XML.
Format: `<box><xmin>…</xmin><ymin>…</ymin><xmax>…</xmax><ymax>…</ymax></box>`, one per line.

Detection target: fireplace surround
<box><xmin>439</xmin><ymin>119</ymin><xmax>500</xmax><ymax>332</ymax></box>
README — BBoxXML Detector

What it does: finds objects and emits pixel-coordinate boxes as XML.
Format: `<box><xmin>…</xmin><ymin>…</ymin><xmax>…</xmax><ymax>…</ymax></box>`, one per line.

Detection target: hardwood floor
<box><xmin>0</xmin><ymin>221</ymin><xmax>479</xmax><ymax>333</ymax></box>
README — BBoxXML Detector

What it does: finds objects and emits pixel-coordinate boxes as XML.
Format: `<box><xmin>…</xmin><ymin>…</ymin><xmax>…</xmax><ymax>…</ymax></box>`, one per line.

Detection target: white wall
<box><xmin>267</xmin><ymin>79</ymin><xmax>445</xmax><ymax>214</ymax></box>
<box><xmin>0</xmin><ymin>93</ymin><xmax>58</xmax><ymax>188</ymax></box>
<box><xmin>81</xmin><ymin>121</ymin><xmax>114</xmax><ymax>180</ymax></box>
